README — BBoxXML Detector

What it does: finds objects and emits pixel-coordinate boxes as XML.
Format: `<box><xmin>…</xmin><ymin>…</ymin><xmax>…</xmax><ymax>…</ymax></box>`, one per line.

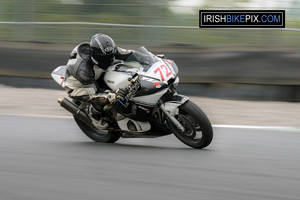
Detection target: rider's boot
<box><xmin>89</xmin><ymin>105</ymin><xmax>108</xmax><ymax>129</ymax></box>
<box><xmin>88</xmin><ymin>90</ymin><xmax>126</xmax><ymax>129</ymax></box>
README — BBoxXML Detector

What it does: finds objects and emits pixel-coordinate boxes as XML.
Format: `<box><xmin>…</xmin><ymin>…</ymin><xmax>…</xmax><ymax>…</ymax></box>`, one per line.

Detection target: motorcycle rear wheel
<box><xmin>74</xmin><ymin>116</ymin><xmax>120</xmax><ymax>143</ymax></box>
<box><xmin>169</xmin><ymin>100</ymin><xmax>213</xmax><ymax>149</ymax></box>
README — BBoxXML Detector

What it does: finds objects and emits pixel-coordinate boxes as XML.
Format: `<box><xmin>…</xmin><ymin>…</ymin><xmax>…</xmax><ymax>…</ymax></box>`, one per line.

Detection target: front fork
<box><xmin>160</xmin><ymin>104</ymin><xmax>185</xmax><ymax>132</ymax></box>
<box><xmin>158</xmin><ymin>94</ymin><xmax>189</xmax><ymax>132</ymax></box>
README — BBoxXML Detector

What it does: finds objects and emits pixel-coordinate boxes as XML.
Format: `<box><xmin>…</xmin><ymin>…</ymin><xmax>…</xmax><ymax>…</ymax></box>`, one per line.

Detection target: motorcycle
<box><xmin>51</xmin><ymin>46</ymin><xmax>213</xmax><ymax>149</ymax></box>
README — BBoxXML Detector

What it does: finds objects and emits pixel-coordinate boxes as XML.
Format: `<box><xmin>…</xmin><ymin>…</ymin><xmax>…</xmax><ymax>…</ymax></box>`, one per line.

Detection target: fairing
<box><xmin>104</xmin><ymin>46</ymin><xmax>178</xmax><ymax>94</ymax></box>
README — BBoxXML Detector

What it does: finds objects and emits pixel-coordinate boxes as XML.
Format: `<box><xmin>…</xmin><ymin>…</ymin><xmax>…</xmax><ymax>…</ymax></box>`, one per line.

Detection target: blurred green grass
<box><xmin>0</xmin><ymin>0</ymin><xmax>299</xmax><ymax>46</ymax></box>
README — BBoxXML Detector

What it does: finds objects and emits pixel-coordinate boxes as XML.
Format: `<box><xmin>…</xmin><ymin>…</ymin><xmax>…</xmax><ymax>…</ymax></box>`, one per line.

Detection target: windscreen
<box><xmin>122</xmin><ymin>46</ymin><xmax>159</xmax><ymax>72</ymax></box>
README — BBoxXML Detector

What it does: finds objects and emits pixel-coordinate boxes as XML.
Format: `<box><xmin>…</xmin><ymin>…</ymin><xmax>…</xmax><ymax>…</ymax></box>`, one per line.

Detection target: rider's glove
<box><xmin>106</xmin><ymin>92</ymin><xmax>117</xmax><ymax>104</ymax></box>
<box><xmin>91</xmin><ymin>92</ymin><xmax>116</xmax><ymax>105</ymax></box>
<box><xmin>115</xmin><ymin>88</ymin><xmax>128</xmax><ymax>103</ymax></box>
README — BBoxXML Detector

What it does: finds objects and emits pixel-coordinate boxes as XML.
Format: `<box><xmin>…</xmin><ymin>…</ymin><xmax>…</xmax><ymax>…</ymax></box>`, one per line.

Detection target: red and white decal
<box><xmin>154</xmin><ymin>64</ymin><xmax>172</xmax><ymax>82</ymax></box>
<box><xmin>153</xmin><ymin>82</ymin><xmax>161</xmax><ymax>88</ymax></box>
<box><xmin>60</xmin><ymin>77</ymin><xmax>65</xmax><ymax>87</ymax></box>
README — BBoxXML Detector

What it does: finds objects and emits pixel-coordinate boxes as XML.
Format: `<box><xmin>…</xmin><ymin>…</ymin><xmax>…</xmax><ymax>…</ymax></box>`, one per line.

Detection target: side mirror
<box><xmin>156</xmin><ymin>54</ymin><xmax>166</xmax><ymax>59</ymax></box>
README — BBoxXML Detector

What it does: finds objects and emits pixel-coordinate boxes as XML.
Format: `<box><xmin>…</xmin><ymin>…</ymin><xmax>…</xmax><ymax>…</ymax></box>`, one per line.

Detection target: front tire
<box><xmin>74</xmin><ymin>116</ymin><xmax>120</xmax><ymax>143</ymax></box>
<box><xmin>169</xmin><ymin>100</ymin><xmax>213</xmax><ymax>149</ymax></box>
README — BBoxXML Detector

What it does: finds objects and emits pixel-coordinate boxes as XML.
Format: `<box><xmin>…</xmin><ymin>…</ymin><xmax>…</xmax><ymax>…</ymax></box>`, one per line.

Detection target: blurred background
<box><xmin>1</xmin><ymin>3</ymin><xmax>300</xmax><ymax>199</ymax></box>
<box><xmin>0</xmin><ymin>0</ymin><xmax>300</xmax><ymax>101</ymax></box>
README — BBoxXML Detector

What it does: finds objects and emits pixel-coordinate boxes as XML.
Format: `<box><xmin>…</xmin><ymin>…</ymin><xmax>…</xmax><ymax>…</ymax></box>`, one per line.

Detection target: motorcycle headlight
<box><xmin>173</xmin><ymin>77</ymin><xmax>179</xmax><ymax>89</ymax></box>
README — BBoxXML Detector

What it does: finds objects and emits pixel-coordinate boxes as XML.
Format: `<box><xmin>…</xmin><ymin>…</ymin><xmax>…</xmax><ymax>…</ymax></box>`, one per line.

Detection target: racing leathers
<box><xmin>64</xmin><ymin>42</ymin><xmax>133</xmax><ymax>128</ymax></box>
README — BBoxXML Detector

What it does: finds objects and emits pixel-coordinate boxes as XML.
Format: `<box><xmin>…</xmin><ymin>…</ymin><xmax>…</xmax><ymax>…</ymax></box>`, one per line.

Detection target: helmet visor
<box><xmin>91</xmin><ymin>52</ymin><xmax>115</xmax><ymax>68</ymax></box>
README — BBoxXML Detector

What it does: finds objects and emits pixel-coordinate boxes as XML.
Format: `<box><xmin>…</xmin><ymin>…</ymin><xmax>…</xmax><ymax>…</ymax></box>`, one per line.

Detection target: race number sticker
<box><xmin>154</xmin><ymin>64</ymin><xmax>172</xmax><ymax>82</ymax></box>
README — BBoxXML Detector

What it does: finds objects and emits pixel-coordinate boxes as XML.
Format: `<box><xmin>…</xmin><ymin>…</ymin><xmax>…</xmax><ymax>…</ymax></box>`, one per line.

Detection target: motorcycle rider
<box><xmin>64</xmin><ymin>33</ymin><xmax>134</xmax><ymax>129</ymax></box>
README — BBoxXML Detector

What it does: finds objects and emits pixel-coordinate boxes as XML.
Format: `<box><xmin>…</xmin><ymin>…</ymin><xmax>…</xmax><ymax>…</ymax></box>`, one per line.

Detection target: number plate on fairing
<box><xmin>146</xmin><ymin>60</ymin><xmax>175</xmax><ymax>83</ymax></box>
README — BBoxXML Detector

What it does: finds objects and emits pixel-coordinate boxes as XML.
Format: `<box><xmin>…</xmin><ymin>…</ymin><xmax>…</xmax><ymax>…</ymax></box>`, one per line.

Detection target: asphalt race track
<box><xmin>1</xmin><ymin>115</ymin><xmax>300</xmax><ymax>200</ymax></box>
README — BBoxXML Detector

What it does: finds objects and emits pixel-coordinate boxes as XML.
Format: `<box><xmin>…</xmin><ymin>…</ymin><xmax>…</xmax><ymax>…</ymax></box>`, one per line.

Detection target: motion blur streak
<box><xmin>0</xmin><ymin>0</ymin><xmax>300</xmax><ymax>46</ymax></box>
<box><xmin>0</xmin><ymin>0</ymin><xmax>300</xmax><ymax>199</ymax></box>
<box><xmin>1</xmin><ymin>116</ymin><xmax>300</xmax><ymax>200</ymax></box>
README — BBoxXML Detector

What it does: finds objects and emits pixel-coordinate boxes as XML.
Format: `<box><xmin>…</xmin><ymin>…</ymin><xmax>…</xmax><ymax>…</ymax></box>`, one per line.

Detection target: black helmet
<box><xmin>90</xmin><ymin>33</ymin><xmax>117</xmax><ymax>69</ymax></box>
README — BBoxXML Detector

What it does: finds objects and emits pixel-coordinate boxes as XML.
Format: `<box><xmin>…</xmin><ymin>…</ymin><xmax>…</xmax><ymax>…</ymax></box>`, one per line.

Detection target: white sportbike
<box><xmin>52</xmin><ymin>47</ymin><xmax>213</xmax><ymax>149</ymax></box>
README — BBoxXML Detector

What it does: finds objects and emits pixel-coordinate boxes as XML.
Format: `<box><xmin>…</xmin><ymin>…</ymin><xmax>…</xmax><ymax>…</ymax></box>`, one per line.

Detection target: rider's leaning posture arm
<box><xmin>64</xmin><ymin>33</ymin><xmax>134</xmax><ymax>128</ymax></box>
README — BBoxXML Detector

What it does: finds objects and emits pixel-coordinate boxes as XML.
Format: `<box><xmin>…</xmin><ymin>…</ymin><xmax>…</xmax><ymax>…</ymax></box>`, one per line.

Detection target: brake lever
<box><xmin>127</xmin><ymin>72</ymin><xmax>139</xmax><ymax>83</ymax></box>
<box><xmin>126</xmin><ymin>72</ymin><xmax>141</xmax><ymax>99</ymax></box>
<box><xmin>116</xmin><ymin>73</ymin><xmax>140</xmax><ymax>108</ymax></box>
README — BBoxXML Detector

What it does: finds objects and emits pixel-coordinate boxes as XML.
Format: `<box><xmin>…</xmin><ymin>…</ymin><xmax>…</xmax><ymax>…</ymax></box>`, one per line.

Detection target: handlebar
<box><xmin>126</xmin><ymin>72</ymin><xmax>141</xmax><ymax>98</ymax></box>
<box><xmin>127</xmin><ymin>72</ymin><xmax>139</xmax><ymax>83</ymax></box>
<box><xmin>118</xmin><ymin>72</ymin><xmax>141</xmax><ymax>107</ymax></box>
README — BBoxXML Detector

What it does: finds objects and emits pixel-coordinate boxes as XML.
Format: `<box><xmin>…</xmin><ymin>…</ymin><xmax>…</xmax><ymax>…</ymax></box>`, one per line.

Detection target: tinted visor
<box><xmin>93</xmin><ymin>52</ymin><xmax>115</xmax><ymax>69</ymax></box>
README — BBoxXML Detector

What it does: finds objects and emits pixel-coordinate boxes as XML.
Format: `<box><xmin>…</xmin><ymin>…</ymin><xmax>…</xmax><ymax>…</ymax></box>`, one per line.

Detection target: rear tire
<box><xmin>169</xmin><ymin>100</ymin><xmax>213</xmax><ymax>149</ymax></box>
<box><xmin>74</xmin><ymin>116</ymin><xmax>120</xmax><ymax>143</ymax></box>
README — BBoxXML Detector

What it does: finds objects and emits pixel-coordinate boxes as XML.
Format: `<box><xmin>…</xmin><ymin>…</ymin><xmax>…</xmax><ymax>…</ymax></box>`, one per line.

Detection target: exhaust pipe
<box><xmin>58</xmin><ymin>97</ymin><xmax>92</xmax><ymax>126</ymax></box>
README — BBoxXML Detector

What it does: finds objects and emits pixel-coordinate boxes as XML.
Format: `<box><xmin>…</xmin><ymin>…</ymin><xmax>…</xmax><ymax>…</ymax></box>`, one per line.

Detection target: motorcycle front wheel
<box><xmin>74</xmin><ymin>116</ymin><xmax>120</xmax><ymax>143</ymax></box>
<box><xmin>168</xmin><ymin>100</ymin><xmax>213</xmax><ymax>149</ymax></box>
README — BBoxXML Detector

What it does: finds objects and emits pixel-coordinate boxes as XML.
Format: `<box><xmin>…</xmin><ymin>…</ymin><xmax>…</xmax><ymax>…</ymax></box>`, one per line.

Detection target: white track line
<box><xmin>213</xmin><ymin>124</ymin><xmax>289</xmax><ymax>129</ymax></box>
<box><xmin>1</xmin><ymin>113</ymin><xmax>299</xmax><ymax>132</ymax></box>
<box><xmin>0</xmin><ymin>113</ymin><xmax>73</xmax><ymax>119</ymax></box>
<box><xmin>212</xmin><ymin>124</ymin><xmax>300</xmax><ymax>132</ymax></box>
